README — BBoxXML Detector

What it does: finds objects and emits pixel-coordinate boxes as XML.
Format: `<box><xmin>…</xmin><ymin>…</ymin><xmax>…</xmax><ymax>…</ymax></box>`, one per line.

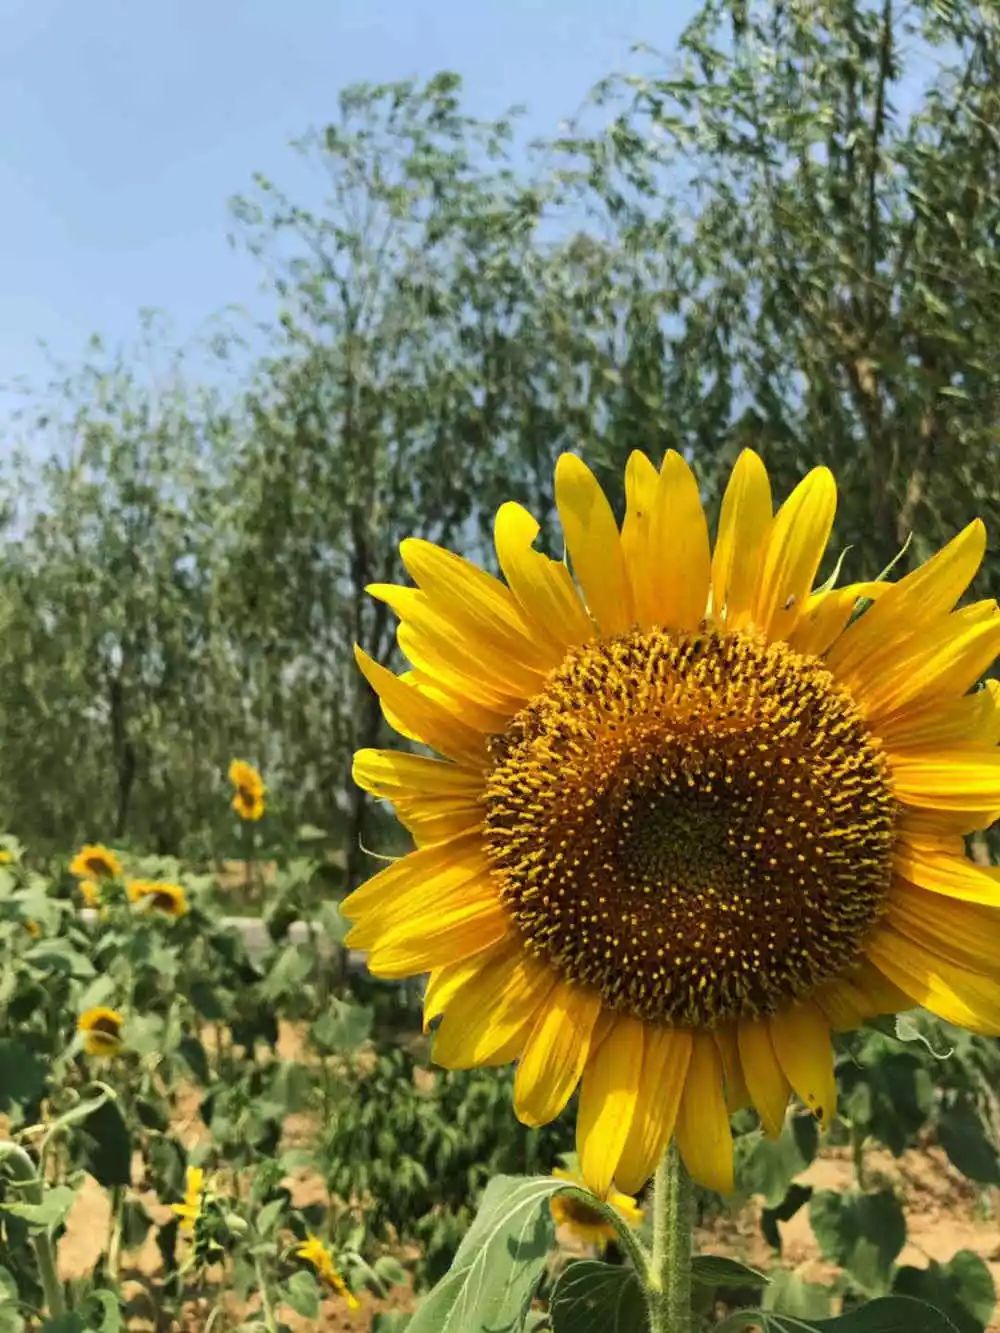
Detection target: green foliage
<box><xmin>549</xmin><ymin>1259</ymin><xmax>646</xmax><ymax>1332</ymax></box>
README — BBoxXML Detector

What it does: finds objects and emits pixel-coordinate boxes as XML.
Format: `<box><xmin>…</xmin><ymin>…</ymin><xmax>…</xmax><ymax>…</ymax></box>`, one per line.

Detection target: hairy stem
<box><xmin>646</xmin><ymin>1142</ymin><xmax>693</xmax><ymax>1333</ymax></box>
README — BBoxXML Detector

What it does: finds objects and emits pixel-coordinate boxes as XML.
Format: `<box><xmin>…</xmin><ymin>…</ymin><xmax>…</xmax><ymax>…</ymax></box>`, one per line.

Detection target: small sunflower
<box><xmin>78</xmin><ymin>878</ymin><xmax>103</xmax><ymax>909</ymax></box>
<box><xmin>78</xmin><ymin>1006</ymin><xmax>125</xmax><ymax>1057</ymax></box>
<box><xmin>550</xmin><ymin>1166</ymin><xmax>643</xmax><ymax>1246</ymax></box>
<box><xmin>0</xmin><ymin>849</ymin><xmax>13</xmax><ymax>865</ymax></box>
<box><xmin>127</xmin><ymin>879</ymin><xmax>189</xmax><ymax>918</ymax></box>
<box><xmin>171</xmin><ymin>1165</ymin><xmax>205</xmax><ymax>1235</ymax></box>
<box><xmin>295</xmin><ymin>1234</ymin><xmax>360</xmax><ymax>1309</ymax></box>
<box><xmin>347</xmin><ymin>449</ymin><xmax>1000</xmax><ymax>1198</ymax></box>
<box><xmin>69</xmin><ymin>844</ymin><xmax>122</xmax><ymax>881</ymax></box>
<box><xmin>24</xmin><ymin>919</ymin><xmax>41</xmax><ymax>939</ymax></box>
<box><xmin>229</xmin><ymin>759</ymin><xmax>266</xmax><ymax>821</ymax></box>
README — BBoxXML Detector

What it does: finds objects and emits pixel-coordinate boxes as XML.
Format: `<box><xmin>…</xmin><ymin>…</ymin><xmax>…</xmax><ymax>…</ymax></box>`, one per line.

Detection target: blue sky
<box><xmin>1</xmin><ymin>0</ymin><xmax>697</xmax><ymax>412</ymax></box>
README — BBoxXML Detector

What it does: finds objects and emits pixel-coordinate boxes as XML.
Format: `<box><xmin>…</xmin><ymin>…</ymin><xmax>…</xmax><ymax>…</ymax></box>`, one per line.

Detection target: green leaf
<box><xmin>550</xmin><ymin>1260</ymin><xmax>647</xmax><ymax>1332</ymax></box>
<box><xmin>810</xmin><ymin>1189</ymin><xmax>906</xmax><ymax>1294</ymax></box>
<box><xmin>0</xmin><ymin>1040</ymin><xmax>47</xmax><ymax>1111</ymax></box>
<box><xmin>0</xmin><ymin>1268</ymin><xmax>17</xmax><ymax>1303</ymax></box>
<box><xmin>938</xmin><ymin>1103</ymin><xmax>1000</xmax><ymax>1186</ymax></box>
<box><xmin>372</xmin><ymin>1316</ymin><xmax>412</xmax><ymax>1332</ymax></box>
<box><xmin>284</xmin><ymin>1270</ymin><xmax>320</xmax><ymax>1319</ymax></box>
<box><xmin>79</xmin><ymin>1096</ymin><xmax>131</xmax><ymax>1188</ymax></box>
<box><xmin>738</xmin><ymin>1115</ymin><xmax>818</xmax><ymax>1207</ymax></box>
<box><xmin>0</xmin><ymin>1308</ymin><xmax>24</xmax><ymax>1333</ymax></box>
<box><xmin>721</xmin><ymin>1295</ymin><xmax>959</xmax><ymax>1333</ymax></box>
<box><xmin>1</xmin><ymin>1184</ymin><xmax>77</xmax><ymax>1231</ymax></box>
<box><xmin>692</xmin><ymin>1255</ymin><xmax>768</xmax><ymax>1289</ymax></box>
<box><xmin>39</xmin><ymin>1318</ymin><xmax>87</xmax><ymax>1333</ymax></box>
<box><xmin>373</xmin><ymin>1255</ymin><xmax>409</xmax><ymax>1286</ymax></box>
<box><xmin>763</xmin><ymin>1269</ymin><xmax>833</xmax><ymax>1320</ymax></box>
<box><xmin>261</xmin><ymin>945</ymin><xmax>313</xmax><ymax>999</ymax></box>
<box><xmin>310</xmin><ymin>999</ymin><xmax>373</xmax><ymax>1052</ymax></box>
<box><xmin>761</xmin><ymin>1183</ymin><xmax>813</xmax><ymax>1252</ymax></box>
<box><xmin>254</xmin><ymin>1197</ymin><xmax>286</xmax><ymax>1237</ymax></box>
<box><xmin>81</xmin><ymin>1290</ymin><xmax>123</xmax><ymax>1332</ymax></box>
<box><xmin>894</xmin><ymin>1253</ymin><xmax>996</xmax><ymax>1333</ymax></box>
<box><xmin>406</xmin><ymin>1175</ymin><xmax>560</xmax><ymax>1332</ymax></box>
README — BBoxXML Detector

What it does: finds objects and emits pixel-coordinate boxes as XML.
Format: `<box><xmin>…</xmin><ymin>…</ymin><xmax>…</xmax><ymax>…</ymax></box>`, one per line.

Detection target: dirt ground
<box><xmin>56</xmin><ymin>1136</ymin><xmax>1000</xmax><ymax>1332</ymax></box>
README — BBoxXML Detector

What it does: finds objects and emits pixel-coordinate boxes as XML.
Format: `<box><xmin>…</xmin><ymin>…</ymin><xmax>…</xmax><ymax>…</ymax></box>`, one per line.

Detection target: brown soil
<box><xmin>56</xmin><ymin>1137</ymin><xmax>1000</xmax><ymax>1331</ymax></box>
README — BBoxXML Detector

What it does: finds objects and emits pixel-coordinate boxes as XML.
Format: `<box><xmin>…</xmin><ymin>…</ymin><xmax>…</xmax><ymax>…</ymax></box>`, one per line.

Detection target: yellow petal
<box><xmin>737</xmin><ymin>1018</ymin><xmax>789</xmax><ymax>1138</ymax></box>
<box><xmin>881</xmin><ymin>680</ymin><xmax>1000</xmax><ymax>751</ymax></box>
<box><xmin>893</xmin><ymin>841</ymin><xmax>1000</xmax><ymax>906</ymax></box>
<box><xmin>615</xmin><ymin>1027</ymin><xmax>692</xmax><ymax>1194</ymax></box>
<box><xmin>576</xmin><ymin>1016</ymin><xmax>644</xmax><ymax>1198</ymax></box>
<box><xmin>675</xmin><ymin>1032</ymin><xmax>733</xmax><ymax>1194</ymax></box>
<box><xmin>646</xmin><ymin>451</ymin><xmax>711</xmax><ymax>630</ymax></box>
<box><xmin>395</xmin><ymin>619</ymin><xmax>536</xmax><ymax>708</ymax></box>
<box><xmin>752</xmin><ymin>467</ymin><xmax>837</xmax><ymax>641</ymax></box>
<box><xmin>341</xmin><ymin>830</ymin><xmax>486</xmax><ymax>925</ymax></box>
<box><xmin>363</xmin><ymin>898</ymin><xmax>510</xmax><ymax>979</ymax></box>
<box><xmin>400</xmin><ymin>538</ymin><xmax>556</xmax><ymax>672</ymax></box>
<box><xmin>711</xmin><ymin>449</ymin><xmax>772</xmax><ymax>629</ymax></box>
<box><xmin>354</xmin><ymin>647</ymin><xmax>487</xmax><ymax>766</ymax></box>
<box><xmin>554</xmin><ymin>453</ymin><xmax>633</xmax><ymax>634</ymax></box>
<box><xmin>621</xmin><ymin>450</ymin><xmax>661</xmax><ymax>625</ymax></box>
<box><xmin>849</xmin><ymin>959</ymin><xmax>912</xmax><ymax>1015</ymax></box>
<box><xmin>855</xmin><ymin>613</ymin><xmax>1000</xmax><ymax>724</ymax></box>
<box><xmin>892</xmin><ymin>748</ymin><xmax>1000</xmax><ymax>818</ymax></box>
<box><xmin>813</xmin><ymin>977</ymin><xmax>871</xmax><ymax>1032</ymax></box>
<box><xmin>867</xmin><ymin>928</ymin><xmax>1000</xmax><ymax>1035</ymax></box>
<box><xmin>433</xmin><ymin>946</ymin><xmax>555</xmax><ymax>1068</ymax></box>
<box><xmin>405</xmin><ymin>668</ymin><xmax>512</xmax><ymax>738</ymax></box>
<box><xmin>494</xmin><ymin>501</ymin><xmax>593</xmax><ymax>651</ymax></box>
<box><xmin>787</xmin><ymin>581</ymin><xmax>888</xmax><ymax>659</ymax></box>
<box><xmin>424</xmin><ymin>953</ymin><xmax>491</xmax><ymax>1029</ymax></box>
<box><xmin>825</xmin><ymin>520</ymin><xmax>987</xmax><ymax>682</ymax></box>
<box><xmin>353</xmin><ymin>749</ymin><xmax>482</xmax><ymax>802</ymax></box>
<box><xmin>514</xmin><ymin>981</ymin><xmax>601</xmax><ymax>1126</ymax></box>
<box><xmin>887</xmin><ymin>886</ymin><xmax>1000</xmax><ymax>977</ymax></box>
<box><xmin>713</xmin><ymin>1024</ymin><xmax>751</xmax><ymax>1111</ymax></box>
<box><xmin>769</xmin><ymin>1002</ymin><xmax>835</xmax><ymax>1127</ymax></box>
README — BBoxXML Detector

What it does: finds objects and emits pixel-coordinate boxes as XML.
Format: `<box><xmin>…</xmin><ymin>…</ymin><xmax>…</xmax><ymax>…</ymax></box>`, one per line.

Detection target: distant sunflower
<box><xmin>78</xmin><ymin>1006</ymin><xmax>124</xmax><ymax>1057</ymax></box>
<box><xmin>295</xmin><ymin>1234</ymin><xmax>360</xmax><ymax>1309</ymax></box>
<box><xmin>550</xmin><ymin>1166</ymin><xmax>643</xmax><ymax>1246</ymax></box>
<box><xmin>171</xmin><ymin>1165</ymin><xmax>205</xmax><ymax>1235</ymax></box>
<box><xmin>69</xmin><ymin>844</ymin><xmax>123</xmax><ymax>881</ymax></box>
<box><xmin>0</xmin><ymin>849</ymin><xmax>13</xmax><ymax>865</ymax></box>
<box><xmin>127</xmin><ymin>879</ymin><xmax>189</xmax><ymax>918</ymax></box>
<box><xmin>346</xmin><ymin>450</ymin><xmax>1000</xmax><ymax>1197</ymax></box>
<box><xmin>229</xmin><ymin>759</ymin><xmax>266</xmax><ymax>821</ymax></box>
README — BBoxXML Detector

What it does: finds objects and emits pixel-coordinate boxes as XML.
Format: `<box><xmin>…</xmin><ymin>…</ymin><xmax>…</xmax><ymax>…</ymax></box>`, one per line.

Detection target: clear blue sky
<box><xmin>1</xmin><ymin>0</ymin><xmax>697</xmax><ymax>411</ymax></box>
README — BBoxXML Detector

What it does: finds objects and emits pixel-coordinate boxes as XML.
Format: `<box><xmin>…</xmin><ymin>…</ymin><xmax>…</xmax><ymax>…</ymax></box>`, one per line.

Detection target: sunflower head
<box><xmin>549</xmin><ymin>1166</ymin><xmax>643</xmax><ymax>1247</ymax></box>
<box><xmin>69</xmin><ymin>844</ymin><xmax>123</xmax><ymax>881</ymax></box>
<box><xmin>127</xmin><ymin>879</ymin><xmax>189</xmax><ymax>918</ymax></box>
<box><xmin>348</xmin><ymin>448</ymin><xmax>1000</xmax><ymax>1199</ymax></box>
<box><xmin>78</xmin><ymin>1006</ymin><xmax>125</xmax><ymax>1057</ymax></box>
<box><xmin>229</xmin><ymin>759</ymin><xmax>266</xmax><ymax>821</ymax></box>
<box><xmin>295</xmin><ymin>1233</ymin><xmax>360</xmax><ymax>1309</ymax></box>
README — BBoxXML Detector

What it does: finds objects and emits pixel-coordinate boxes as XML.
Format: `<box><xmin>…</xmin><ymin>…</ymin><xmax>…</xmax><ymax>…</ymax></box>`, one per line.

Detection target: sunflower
<box><xmin>295</xmin><ymin>1234</ymin><xmax>360</xmax><ymax>1309</ymax></box>
<box><xmin>229</xmin><ymin>759</ymin><xmax>266</xmax><ymax>821</ymax></box>
<box><xmin>127</xmin><ymin>879</ymin><xmax>189</xmax><ymax>918</ymax></box>
<box><xmin>0</xmin><ymin>849</ymin><xmax>13</xmax><ymax>865</ymax></box>
<box><xmin>69</xmin><ymin>844</ymin><xmax>123</xmax><ymax>881</ymax></box>
<box><xmin>345</xmin><ymin>450</ymin><xmax>1000</xmax><ymax>1197</ymax></box>
<box><xmin>171</xmin><ymin>1165</ymin><xmax>205</xmax><ymax>1234</ymax></box>
<box><xmin>550</xmin><ymin>1166</ymin><xmax>643</xmax><ymax>1246</ymax></box>
<box><xmin>78</xmin><ymin>1006</ymin><xmax>125</xmax><ymax>1057</ymax></box>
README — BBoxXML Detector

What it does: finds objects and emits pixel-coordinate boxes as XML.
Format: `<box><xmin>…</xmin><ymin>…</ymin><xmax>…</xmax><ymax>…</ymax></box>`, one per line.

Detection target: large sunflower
<box><xmin>345</xmin><ymin>451</ymin><xmax>1000</xmax><ymax>1197</ymax></box>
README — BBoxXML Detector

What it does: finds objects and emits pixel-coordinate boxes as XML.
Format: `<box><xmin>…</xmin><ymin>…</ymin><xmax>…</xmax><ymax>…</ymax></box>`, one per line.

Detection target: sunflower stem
<box><xmin>0</xmin><ymin>1142</ymin><xmax>68</xmax><ymax>1317</ymax></box>
<box><xmin>646</xmin><ymin>1141</ymin><xmax>693</xmax><ymax>1333</ymax></box>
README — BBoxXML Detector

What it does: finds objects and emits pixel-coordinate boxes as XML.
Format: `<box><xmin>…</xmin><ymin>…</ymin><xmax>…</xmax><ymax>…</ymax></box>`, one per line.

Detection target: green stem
<box><xmin>253</xmin><ymin>1253</ymin><xmax>278</xmax><ymax>1333</ymax></box>
<box><xmin>646</xmin><ymin>1142</ymin><xmax>693</xmax><ymax>1333</ymax></box>
<box><xmin>107</xmin><ymin>1185</ymin><xmax>125</xmax><ymax>1284</ymax></box>
<box><xmin>0</xmin><ymin>1143</ymin><xmax>68</xmax><ymax>1317</ymax></box>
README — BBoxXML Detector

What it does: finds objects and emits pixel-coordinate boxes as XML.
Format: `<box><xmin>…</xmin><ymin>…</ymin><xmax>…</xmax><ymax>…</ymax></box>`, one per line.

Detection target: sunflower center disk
<box><xmin>484</xmin><ymin>629</ymin><xmax>897</xmax><ymax>1027</ymax></box>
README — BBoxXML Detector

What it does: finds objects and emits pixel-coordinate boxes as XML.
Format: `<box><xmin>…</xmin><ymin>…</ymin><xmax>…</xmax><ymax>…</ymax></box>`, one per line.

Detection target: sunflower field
<box><xmin>3</xmin><ymin>0</ymin><xmax>1000</xmax><ymax>1330</ymax></box>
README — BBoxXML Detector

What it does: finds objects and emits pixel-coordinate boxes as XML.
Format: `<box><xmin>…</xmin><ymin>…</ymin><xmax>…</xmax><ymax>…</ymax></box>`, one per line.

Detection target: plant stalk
<box><xmin>253</xmin><ymin>1252</ymin><xmax>278</xmax><ymax>1333</ymax></box>
<box><xmin>646</xmin><ymin>1141</ymin><xmax>693</xmax><ymax>1333</ymax></box>
<box><xmin>0</xmin><ymin>1142</ymin><xmax>68</xmax><ymax>1317</ymax></box>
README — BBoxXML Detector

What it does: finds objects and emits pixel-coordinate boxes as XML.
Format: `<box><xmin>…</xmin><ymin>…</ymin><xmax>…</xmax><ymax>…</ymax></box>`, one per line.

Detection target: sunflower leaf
<box><xmin>550</xmin><ymin>1259</ymin><xmax>647</xmax><ymax>1332</ymax></box>
<box><xmin>406</xmin><ymin>1174</ymin><xmax>559</xmax><ymax>1333</ymax></box>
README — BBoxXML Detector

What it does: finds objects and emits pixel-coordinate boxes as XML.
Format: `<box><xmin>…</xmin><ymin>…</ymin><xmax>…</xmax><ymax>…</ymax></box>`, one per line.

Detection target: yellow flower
<box><xmin>295</xmin><ymin>1234</ymin><xmax>359</xmax><ymax>1309</ymax></box>
<box><xmin>228</xmin><ymin>759</ymin><xmax>266</xmax><ymax>821</ymax></box>
<box><xmin>171</xmin><ymin>1165</ymin><xmax>205</xmax><ymax>1234</ymax></box>
<box><xmin>78</xmin><ymin>1006</ymin><xmax>124</xmax><ymax>1057</ymax></box>
<box><xmin>0</xmin><ymin>849</ymin><xmax>13</xmax><ymax>865</ymax></box>
<box><xmin>127</xmin><ymin>879</ymin><xmax>189</xmax><ymax>918</ymax></box>
<box><xmin>69</xmin><ymin>844</ymin><xmax>123</xmax><ymax>880</ymax></box>
<box><xmin>24</xmin><ymin>919</ymin><xmax>41</xmax><ymax>939</ymax></box>
<box><xmin>346</xmin><ymin>449</ymin><xmax>1000</xmax><ymax>1198</ymax></box>
<box><xmin>550</xmin><ymin>1167</ymin><xmax>643</xmax><ymax>1246</ymax></box>
<box><xmin>79</xmin><ymin>878</ymin><xmax>103</xmax><ymax>908</ymax></box>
